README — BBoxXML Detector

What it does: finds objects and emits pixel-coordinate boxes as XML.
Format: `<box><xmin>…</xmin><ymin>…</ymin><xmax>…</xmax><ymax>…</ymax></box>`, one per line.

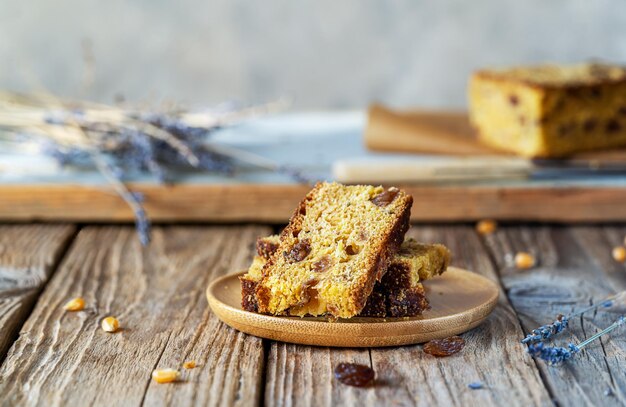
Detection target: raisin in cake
<box><xmin>469</xmin><ymin>63</ymin><xmax>626</xmax><ymax>157</ymax></box>
<box><xmin>254</xmin><ymin>182</ymin><xmax>413</xmax><ymax>319</ymax></box>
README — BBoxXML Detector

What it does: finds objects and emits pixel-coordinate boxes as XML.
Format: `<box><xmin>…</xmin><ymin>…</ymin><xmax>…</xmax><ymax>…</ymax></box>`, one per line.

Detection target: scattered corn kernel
<box><xmin>612</xmin><ymin>246</ymin><xmax>626</xmax><ymax>263</ymax></box>
<box><xmin>152</xmin><ymin>368</ymin><xmax>180</xmax><ymax>383</ymax></box>
<box><xmin>183</xmin><ymin>360</ymin><xmax>196</xmax><ymax>369</ymax></box>
<box><xmin>476</xmin><ymin>220</ymin><xmax>497</xmax><ymax>235</ymax></box>
<box><xmin>514</xmin><ymin>252</ymin><xmax>535</xmax><ymax>269</ymax></box>
<box><xmin>101</xmin><ymin>316</ymin><xmax>119</xmax><ymax>333</ymax></box>
<box><xmin>63</xmin><ymin>297</ymin><xmax>85</xmax><ymax>312</ymax></box>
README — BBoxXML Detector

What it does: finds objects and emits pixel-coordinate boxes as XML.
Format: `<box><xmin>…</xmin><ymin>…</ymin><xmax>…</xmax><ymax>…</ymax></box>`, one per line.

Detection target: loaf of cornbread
<box><xmin>241</xmin><ymin>236</ymin><xmax>450</xmax><ymax>317</ymax></box>
<box><xmin>253</xmin><ymin>182</ymin><xmax>413</xmax><ymax>319</ymax></box>
<box><xmin>469</xmin><ymin>63</ymin><xmax>626</xmax><ymax>157</ymax></box>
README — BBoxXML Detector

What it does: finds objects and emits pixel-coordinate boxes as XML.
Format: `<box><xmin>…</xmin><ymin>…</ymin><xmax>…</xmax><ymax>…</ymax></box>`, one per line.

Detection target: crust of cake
<box><xmin>255</xmin><ymin>183</ymin><xmax>413</xmax><ymax>318</ymax></box>
<box><xmin>387</xmin><ymin>284</ymin><xmax>430</xmax><ymax>317</ymax></box>
<box><xmin>240</xmin><ymin>275</ymin><xmax>259</xmax><ymax>312</ymax></box>
<box><xmin>473</xmin><ymin>63</ymin><xmax>626</xmax><ymax>90</ymax></box>
<box><xmin>359</xmin><ymin>291</ymin><xmax>387</xmax><ymax>318</ymax></box>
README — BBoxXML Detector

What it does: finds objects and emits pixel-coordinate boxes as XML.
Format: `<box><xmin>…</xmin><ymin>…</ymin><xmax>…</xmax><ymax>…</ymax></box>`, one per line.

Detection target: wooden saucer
<box><xmin>206</xmin><ymin>267</ymin><xmax>499</xmax><ymax>347</ymax></box>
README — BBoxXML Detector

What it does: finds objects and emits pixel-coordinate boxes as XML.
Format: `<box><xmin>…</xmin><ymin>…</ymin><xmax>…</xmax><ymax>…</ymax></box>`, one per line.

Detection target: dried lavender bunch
<box><xmin>0</xmin><ymin>92</ymin><xmax>309</xmax><ymax>245</ymax></box>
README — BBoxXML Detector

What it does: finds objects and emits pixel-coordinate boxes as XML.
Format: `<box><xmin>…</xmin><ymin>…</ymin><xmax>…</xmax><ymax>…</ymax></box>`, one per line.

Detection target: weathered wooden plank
<box><xmin>0</xmin><ymin>224</ymin><xmax>76</xmax><ymax>362</ymax></box>
<box><xmin>265</xmin><ymin>344</ymin><xmax>374</xmax><ymax>406</ymax></box>
<box><xmin>2</xmin><ymin>184</ymin><xmax>626</xmax><ymax>223</ymax></box>
<box><xmin>369</xmin><ymin>226</ymin><xmax>551</xmax><ymax>407</ymax></box>
<box><xmin>0</xmin><ymin>225</ymin><xmax>271</xmax><ymax>407</ymax></box>
<box><xmin>483</xmin><ymin>225</ymin><xmax>626</xmax><ymax>406</ymax></box>
<box><xmin>265</xmin><ymin>226</ymin><xmax>551</xmax><ymax>407</ymax></box>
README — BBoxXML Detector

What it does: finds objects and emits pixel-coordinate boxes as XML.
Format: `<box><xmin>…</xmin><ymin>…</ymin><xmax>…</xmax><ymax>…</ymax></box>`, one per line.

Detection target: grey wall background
<box><xmin>1</xmin><ymin>0</ymin><xmax>625</xmax><ymax>110</ymax></box>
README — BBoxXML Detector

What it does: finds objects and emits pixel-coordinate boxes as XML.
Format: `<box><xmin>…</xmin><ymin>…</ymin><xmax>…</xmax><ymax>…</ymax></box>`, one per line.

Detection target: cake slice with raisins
<box><xmin>360</xmin><ymin>239</ymin><xmax>450</xmax><ymax>317</ymax></box>
<box><xmin>469</xmin><ymin>63</ymin><xmax>626</xmax><ymax>157</ymax></box>
<box><xmin>241</xmin><ymin>236</ymin><xmax>450</xmax><ymax>317</ymax></box>
<box><xmin>252</xmin><ymin>182</ymin><xmax>413</xmax><ymax>318</ymax></box>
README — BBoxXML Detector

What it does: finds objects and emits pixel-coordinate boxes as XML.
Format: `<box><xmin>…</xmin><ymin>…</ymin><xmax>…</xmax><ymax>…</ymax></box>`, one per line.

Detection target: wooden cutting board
<box><xmin>365</xmin><ymin>104</ymin><xmax>626</xmax><ymax>161</ymax></box>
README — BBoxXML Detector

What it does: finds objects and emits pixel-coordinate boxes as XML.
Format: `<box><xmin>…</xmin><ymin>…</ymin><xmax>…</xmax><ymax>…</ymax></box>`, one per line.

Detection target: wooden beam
<box><xmin>1</xmin><ymin>184</ymin><xmax>626</xmax><ymax>223</ymax></box>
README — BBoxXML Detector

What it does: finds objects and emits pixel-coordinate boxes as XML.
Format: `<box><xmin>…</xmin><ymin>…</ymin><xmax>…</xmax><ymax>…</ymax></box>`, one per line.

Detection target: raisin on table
<box><xmin>423</xmin><ymin>336</ymin><xmax>466</xmax><ymax>357</ymax></box>
<box><xmin>334</xmin><ymin>363</ymin><xmax>375</xmax><ymax>387</ymax></box>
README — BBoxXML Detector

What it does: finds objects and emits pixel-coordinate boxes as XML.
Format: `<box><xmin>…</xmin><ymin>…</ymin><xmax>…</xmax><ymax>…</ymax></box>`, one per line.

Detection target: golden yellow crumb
<box><xmin>476</xmin><ymin>220</ymin><xmax>497</xmax><ymax>235</ymax></box>
<box><xmin>514</xmin><ymin>252</ymin><xmax>535</xmax><ymax>269</ymax></box>
<box><xmin>152</xmin><ymin>368</ymin><xmax>180</xmax><ymax>383</ymax></box>
<box><xmin>63</xmin><ymin>297</ymin><xmax>85</xmax><ymax>312</ymax></box>
<box><xmin>101</xmin><ymin>316</ymin><xmax>119</xmax><ymax>333</ymax></box>
<box><xmin>183</xmin><ymin>361</ymin><xmax>196</xmax><ymax>369</ymax></box>
<box><xmin>612</xmin><ymin>246</ymin><xmax>626</xmax><ymax>263</ymax></box>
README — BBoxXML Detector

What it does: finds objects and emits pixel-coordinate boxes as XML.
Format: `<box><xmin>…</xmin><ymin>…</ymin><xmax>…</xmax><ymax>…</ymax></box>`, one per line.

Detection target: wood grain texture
<box><xmin>0</xmin><ymin>225</ymin><xmax>271</xmax><ymax>407</ymax></box>
<box><xmin>265</xmin><ymin>226</ymin><xmax>551</xmax><ymax>407</ymax></box>
<box><xmin>365</xmin><ymin>105</ymin><xmax>495</xmax><ymax>155</ymax></box>
<box><xmin>365</xmin><ymin>105</ymin><xmax>626</xmax><ymax>161</ymax></box>
<box><xmin>482</xmin><ymin>225</ymin><xmax>626</xmax><ymax>406</ymax></box>
<box><xmin>266</xmin><ymin>345</ymin><xmax>374</xmax><ymax>407</ymax></box>
<box><xmin>2</xmin><ymin>184</ymin><xmax>626</xmax><ymax>223</ymax></box>
<box><xmin>0</xmin><ymin>224</ymin><xmax>75</xmax><ymax>362</ymax></box>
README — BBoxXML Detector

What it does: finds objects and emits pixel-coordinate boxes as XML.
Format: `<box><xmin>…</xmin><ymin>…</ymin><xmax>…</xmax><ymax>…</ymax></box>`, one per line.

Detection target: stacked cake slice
<box><xmin>240</xmin><ymin>182</ymin><xmax>450</xmax><ymax>319</ymax></box>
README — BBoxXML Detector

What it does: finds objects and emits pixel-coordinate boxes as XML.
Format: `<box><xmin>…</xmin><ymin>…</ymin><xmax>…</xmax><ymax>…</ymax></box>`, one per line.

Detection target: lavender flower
<box><xmin>526</xmin><ymin>342</ymin><xmax>579</xmax><ymax>366</ymax></box>
<box><xmin>521</xmin><ymin>314</ymin><xmax>569</xmax><ymax>345</ymax></box>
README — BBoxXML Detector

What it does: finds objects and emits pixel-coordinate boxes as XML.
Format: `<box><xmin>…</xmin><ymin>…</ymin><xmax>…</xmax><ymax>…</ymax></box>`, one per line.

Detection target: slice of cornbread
<box><xmin>360</xmin><ymin>239</ymin><xmax>450</xmax><ymax>317</ymax></box>
<box><xmin>242</xmin><ymin>236</ymin><xmax>450</xmax><ymax>318</ymax></box>
<box><xmin>254</xmin><ymin>182</ymin><xmax>413</xmax><ymax>319</ymax></box>
<box><xmin>386</xmin><ymin>238</ymin><xmax>450</xmax><ymax>287</ymax></box>
<box><xmin>469</xmin><ymin>63</ymin><xmax>626</xmax><ymax>157</ymax></box>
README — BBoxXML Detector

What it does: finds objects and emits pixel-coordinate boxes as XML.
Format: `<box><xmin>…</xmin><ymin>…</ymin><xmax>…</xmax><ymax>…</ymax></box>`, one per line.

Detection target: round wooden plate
<box><xmin>206</xmin><ymin>267</ymin><xmax>499</xmax><ymax>347</ymax></box>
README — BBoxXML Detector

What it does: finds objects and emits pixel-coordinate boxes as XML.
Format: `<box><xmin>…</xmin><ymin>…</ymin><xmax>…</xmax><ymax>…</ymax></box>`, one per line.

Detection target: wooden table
<box><xmin>1</xmin><ymin>222</ymin><xmax>625</xmax><ymax>406</ymax></box>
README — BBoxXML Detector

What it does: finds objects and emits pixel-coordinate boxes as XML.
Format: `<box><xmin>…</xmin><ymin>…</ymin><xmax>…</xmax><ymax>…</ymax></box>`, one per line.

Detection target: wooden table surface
<box><xmin>1</xmin><ymin>222</ymin><xmax>625</xmax><ymax>407</ymax></box>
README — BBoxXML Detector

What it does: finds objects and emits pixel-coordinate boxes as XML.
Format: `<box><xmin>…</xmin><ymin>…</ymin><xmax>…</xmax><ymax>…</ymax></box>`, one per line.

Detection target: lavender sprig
<box><xmin>526</xmin><ymin>342</ymin><xmax>579</xmax><ymax>366</ymax></box>
<box><xmin>521</xmin><ymin>314</ymin><xmax>569</xmax><ymax>345</ymax></box>
<box><xmin>522</xmin><ymin>292</ymin><xmax>625</xmax><ymax>345</ymax></box>
<box><xmin>526</xmin><ymin>315</ymin><xmax>626</xmax><ymax>366</ymax></box>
